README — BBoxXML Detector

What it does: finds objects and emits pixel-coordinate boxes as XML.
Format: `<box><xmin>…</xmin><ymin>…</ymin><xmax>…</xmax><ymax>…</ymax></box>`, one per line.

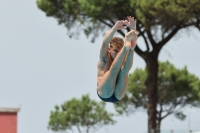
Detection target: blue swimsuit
<box><xmin>97</xmin><ymin>91</ymin><xmax>120</xmax><ymax>103</ymax></box>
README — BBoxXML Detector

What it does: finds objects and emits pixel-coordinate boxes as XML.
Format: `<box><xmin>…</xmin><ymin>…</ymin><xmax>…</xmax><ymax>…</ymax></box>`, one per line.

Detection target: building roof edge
<box><xmin>0</xmin><ymin>108</ymin><xmax>20</xmax><ymax>113</ymax></box>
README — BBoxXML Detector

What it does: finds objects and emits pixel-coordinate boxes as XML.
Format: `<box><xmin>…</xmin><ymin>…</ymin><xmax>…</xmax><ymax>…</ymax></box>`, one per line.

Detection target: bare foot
<box><xmin>131</xmin><ymin>30</ymin><xmax>137</xmax><ymax>48</ymax></box>
<box><xmin>125</xmin><ymin>30</ymin><xmax>135</xmax><ymax>50</ymax></box>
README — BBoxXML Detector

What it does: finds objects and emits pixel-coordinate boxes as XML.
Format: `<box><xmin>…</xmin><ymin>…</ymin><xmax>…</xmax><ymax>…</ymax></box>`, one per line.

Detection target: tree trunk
<box><xmin>145</xmin><ymin>54</ymin><xmax>158</xmax><ymax>133</ymax></box>
<box><xmin>156</xmin><ymin>118</ymin><xmax>162</xmax><ymax>133</ymax></box>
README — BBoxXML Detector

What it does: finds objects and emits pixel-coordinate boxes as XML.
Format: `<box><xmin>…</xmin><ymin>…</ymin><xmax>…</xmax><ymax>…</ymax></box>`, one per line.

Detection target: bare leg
<box><xmin>114</xmin><ymin>48</ymin><xmax>134</xmax><ymax>100</ymax></box>
<box><xmin>97</xmin><ymin>46</ymin><xmax>130</xmax><ymax>98</ymax></box>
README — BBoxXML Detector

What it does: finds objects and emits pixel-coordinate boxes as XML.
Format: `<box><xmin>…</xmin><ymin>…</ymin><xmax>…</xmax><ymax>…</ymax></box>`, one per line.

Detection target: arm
<box><xmin>100</xmin><ymin>21</ymin><xmax>128</xmax><ymax>59</ymax></box>
<box><xmin>100</xmin><ymin>26</ymin><xmax>117</xmax><ymax>59</ymax></box>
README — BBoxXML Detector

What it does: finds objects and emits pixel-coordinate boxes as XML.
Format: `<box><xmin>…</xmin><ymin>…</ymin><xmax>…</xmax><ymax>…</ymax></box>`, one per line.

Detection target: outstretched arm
<box><xmin>100</xmin><ymin>21</ymin><xmax>128</xmax><ymax>59</ymax></box>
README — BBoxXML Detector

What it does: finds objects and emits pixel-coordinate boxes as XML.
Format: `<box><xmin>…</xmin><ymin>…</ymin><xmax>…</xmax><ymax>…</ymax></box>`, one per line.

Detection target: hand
<box><xmin>114</xmin><ymin>20</ymin><xmax>129</xmax><ymax>30</ymax></box>
<box><xmin>126</xmin><ymin>16</ymin><xmax>137</xmax><ymax>31</ymax></box>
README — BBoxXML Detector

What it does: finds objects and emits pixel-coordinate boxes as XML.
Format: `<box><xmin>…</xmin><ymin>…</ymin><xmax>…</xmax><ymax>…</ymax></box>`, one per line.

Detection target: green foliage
<box><xmin>130</xmin><ymin>0</ymin><xmax>200</xmax><ymax>30</ymax></box>
<box><xmin>115</xmin><ymin>61</ymin><xmax>200</xmax><ymax>120</ymax></box>
<box><xmin>36</xmin><ymin>0</ymin><xmax>200</xmax><ymax>40</ymax></box>
<box><xmin>36</xmin><ymin>0</ymin><xmax>135</xmax><ymax>41</ymax></box>
<box><xmin>48</xmin><ymin>94</ymin><xmax>116</xmax><ymax>133</ymax></box>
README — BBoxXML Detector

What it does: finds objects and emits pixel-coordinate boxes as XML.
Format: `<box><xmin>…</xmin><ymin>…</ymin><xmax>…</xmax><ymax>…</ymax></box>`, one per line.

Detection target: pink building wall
<box><xmin>0</xmin><ymin>108</ymin><xmax>20</xmax><ymax>133</ymax></box>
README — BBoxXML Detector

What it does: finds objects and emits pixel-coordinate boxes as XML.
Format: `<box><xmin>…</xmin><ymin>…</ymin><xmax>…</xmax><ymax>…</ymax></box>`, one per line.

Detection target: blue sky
<box><xmin>0</xmin><ymin>0</ymin><xmax>200</xmax><ymax>133</ymax></box>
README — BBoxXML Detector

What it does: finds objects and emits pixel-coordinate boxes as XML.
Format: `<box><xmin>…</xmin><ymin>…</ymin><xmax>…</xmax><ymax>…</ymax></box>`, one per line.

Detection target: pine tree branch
<box><xmin>146</xmin><ymin>28</ymin><xmax>156</xmax><ymax>47</ymax></box>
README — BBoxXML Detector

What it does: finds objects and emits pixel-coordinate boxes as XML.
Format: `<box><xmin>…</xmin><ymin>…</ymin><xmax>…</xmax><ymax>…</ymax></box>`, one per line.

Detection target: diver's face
<box><xmin>108</xmin><ymin>46</ymin><xmax>120</xmax><ymax>60</ymax></box>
